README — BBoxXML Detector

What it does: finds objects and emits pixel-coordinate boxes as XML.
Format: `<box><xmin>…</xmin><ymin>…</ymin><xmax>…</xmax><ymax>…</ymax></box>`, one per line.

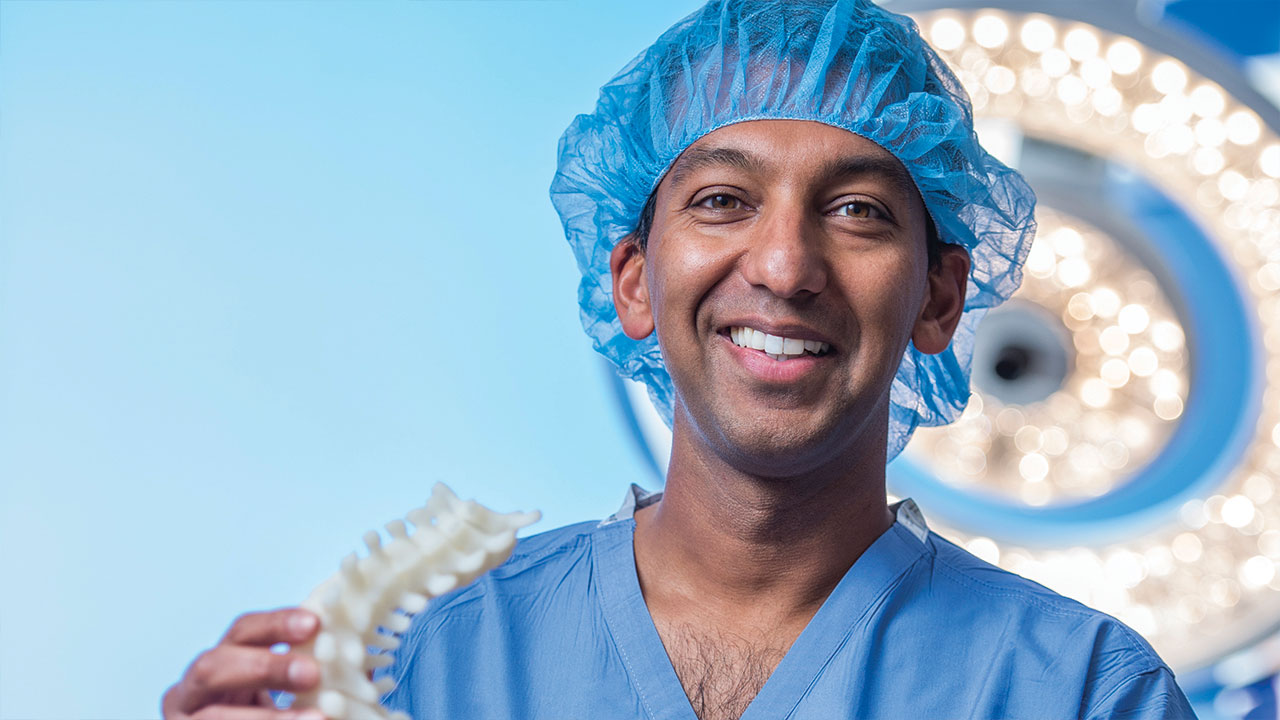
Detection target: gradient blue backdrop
<box><xmin>0</xmin><ymin>2</ymin><xmax>701</xmax><ymax>718</ymax></box>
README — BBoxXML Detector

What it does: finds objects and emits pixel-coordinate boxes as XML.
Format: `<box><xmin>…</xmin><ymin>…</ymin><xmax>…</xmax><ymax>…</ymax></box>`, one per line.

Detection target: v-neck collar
<box><xmin>591</xmin><ymin>486</ymin><xmax>931</xmax><ymax>720</ymax></box>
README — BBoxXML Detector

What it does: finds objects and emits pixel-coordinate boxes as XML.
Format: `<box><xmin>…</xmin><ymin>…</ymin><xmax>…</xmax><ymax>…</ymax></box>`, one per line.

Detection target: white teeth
<box><xmin>727</xmin><ymin>327</ymin><xmax>830</xmax><ymax>358</ymax></box>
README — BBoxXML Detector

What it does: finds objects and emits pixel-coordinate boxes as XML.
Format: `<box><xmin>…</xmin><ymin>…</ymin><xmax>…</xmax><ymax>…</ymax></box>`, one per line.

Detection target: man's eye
<box><xmin>698</xmin><ymin>194</ymin><xmax>744</xmax><ymax>210</ymax></box>
<box><xmin>833</xmin><ymin>201</ymin><xmax>881</xmax><ymax>219</ymax></box>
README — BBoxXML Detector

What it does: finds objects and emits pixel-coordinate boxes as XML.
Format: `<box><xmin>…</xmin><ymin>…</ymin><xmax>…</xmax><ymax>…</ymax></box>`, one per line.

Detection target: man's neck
<box><xmin>632</xmin><ymin>421</ymin><xmax>896</xmax><ymax>628</ymax></box>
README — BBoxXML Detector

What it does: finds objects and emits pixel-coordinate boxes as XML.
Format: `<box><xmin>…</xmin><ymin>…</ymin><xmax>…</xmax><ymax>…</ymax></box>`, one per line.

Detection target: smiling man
<box><xmin>163</xmin><ymin>1</ymin><xmax>1197</xmax><ymax>719</ymax></box>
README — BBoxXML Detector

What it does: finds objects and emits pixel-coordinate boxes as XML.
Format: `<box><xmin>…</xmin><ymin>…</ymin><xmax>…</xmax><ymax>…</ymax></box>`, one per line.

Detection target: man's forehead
<box><xmin>665</xmin><ymin>121</ymin><xmax>919</xmax><ymax>199</ymax></box>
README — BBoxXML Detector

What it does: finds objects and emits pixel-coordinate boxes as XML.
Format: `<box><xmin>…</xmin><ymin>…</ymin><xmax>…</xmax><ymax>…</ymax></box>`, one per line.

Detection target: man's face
<box><xmin>614</xmin><ymin>120</ymin><xmax>962</xmax><ymax>477</ymax></box>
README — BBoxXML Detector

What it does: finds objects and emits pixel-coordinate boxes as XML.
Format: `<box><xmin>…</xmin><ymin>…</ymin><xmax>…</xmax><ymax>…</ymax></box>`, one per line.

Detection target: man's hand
<box><xmin>161</xmin><ymin>608</ymin><xmax>325</xmax><ymax>720</ymax></box>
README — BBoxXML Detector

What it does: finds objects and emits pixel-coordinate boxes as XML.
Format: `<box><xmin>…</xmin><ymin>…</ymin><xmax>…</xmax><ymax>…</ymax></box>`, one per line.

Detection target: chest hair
<box><xmin>656</xmin><ymin>620</ymin><xmax>790</xmax><ymax>720</ymax></box>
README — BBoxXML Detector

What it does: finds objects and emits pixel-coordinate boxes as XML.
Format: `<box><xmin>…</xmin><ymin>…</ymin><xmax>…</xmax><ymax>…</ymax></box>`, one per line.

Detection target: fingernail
<box><xmin>294</xmin><ymin>711</ymin><xmax>325</xmax><ymax>720</ymax></box>
<box><xmin>288</xmin><ymin>658</ymin><xmax>317</xmax><ymax>685</ymax></box>
<box><xmin>289</xmin><ymin>613</ymin><xmax>317</xmax><ymax>636</ymax></box>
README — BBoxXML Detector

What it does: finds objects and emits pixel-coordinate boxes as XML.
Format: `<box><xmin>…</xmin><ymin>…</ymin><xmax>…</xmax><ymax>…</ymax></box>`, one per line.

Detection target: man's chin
<box><xmin>710</xmin><ymin>420</ymin><xmax>851</xmax><ymax>479</ymax></box>
<box><xmin>679</xmin><ymin>396</ymin><xmax>888</xmax><ymax>479</ymax></box>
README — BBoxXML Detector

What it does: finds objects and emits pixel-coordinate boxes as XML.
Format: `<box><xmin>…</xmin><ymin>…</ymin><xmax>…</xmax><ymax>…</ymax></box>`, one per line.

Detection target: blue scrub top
<box><xmin>381</xmin><ymin>486</ymin><xmax>1196</xmax><ymax>719</ymax></box>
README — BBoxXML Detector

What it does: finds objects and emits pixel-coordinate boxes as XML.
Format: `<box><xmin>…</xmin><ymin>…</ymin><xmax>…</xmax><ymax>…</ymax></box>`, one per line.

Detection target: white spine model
<box><xmin>290</xmin><ymin>483</ymin><xmax>540</xmax><ymax>720</ymax></box>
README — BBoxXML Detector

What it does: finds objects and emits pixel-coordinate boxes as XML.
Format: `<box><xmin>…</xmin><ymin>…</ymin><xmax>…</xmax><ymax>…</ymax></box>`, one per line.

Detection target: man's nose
<box><xmin>739</xmin><ymin>206</ymin><xmax>829</xmax><ymax>298</ymax></box>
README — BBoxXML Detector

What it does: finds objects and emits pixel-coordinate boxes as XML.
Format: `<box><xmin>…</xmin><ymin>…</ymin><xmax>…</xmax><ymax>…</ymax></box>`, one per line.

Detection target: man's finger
<box><xmin>188</xmin><ymin>705</ymin><xmax>326</xmax><ymax>720</ymax></box>
<box><xmin>181</xmin><ymin>646</ymin><xmax>319</xmax><ymax>711</ymax></box>
<box><xmin>223</xmin><ymin>609</ymin><xmax>319</xmax><ymax>647</ymax></box>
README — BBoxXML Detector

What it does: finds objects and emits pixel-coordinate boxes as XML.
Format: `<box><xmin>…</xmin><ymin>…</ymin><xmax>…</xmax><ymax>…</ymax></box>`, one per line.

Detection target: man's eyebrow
<box><xmin>821</xmin><ymin>156</ymin><xmax>919</xmax><ymax>201</ymax></box>
<box><xmin>667</xmin><ymin>146</ymin><xmax>764</xmax><ymax>188</ymax></box>
<box><xmin>666</xmin><ymin>146</ymin><xmax>920</xmax><ymax>202</ymax></box>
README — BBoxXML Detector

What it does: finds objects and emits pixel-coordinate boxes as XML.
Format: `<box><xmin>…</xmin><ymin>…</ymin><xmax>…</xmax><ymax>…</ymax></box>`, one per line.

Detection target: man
<box><xmin>163</xmin><ymin>1</ymin><xmax>1198</xmax><ymax>718</ymax></box>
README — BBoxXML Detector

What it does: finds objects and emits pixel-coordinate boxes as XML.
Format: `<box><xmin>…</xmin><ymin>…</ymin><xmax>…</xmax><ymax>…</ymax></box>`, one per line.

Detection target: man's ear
<box><xmin>611</xmin><ymin>236</ymin><xmax>655</xmax><ymax>340</ymax></box>
<box><xmin>912</xmin><ymin>245</ymin><xmax>970</xmax><ymax>354</ymax></box>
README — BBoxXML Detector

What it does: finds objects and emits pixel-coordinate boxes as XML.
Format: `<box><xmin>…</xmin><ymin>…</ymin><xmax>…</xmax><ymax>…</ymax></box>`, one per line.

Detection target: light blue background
<box><xmin>0</xmin><ymin>2</ymin><xmax>700</xmax><ymax>718</ymax></box>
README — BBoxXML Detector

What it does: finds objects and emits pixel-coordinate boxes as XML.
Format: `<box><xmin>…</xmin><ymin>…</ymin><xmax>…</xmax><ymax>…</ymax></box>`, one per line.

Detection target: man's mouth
<box><xmin>728</xmin><ymin>326</ymin><xmax>831</xmax><ymax>361</ymax></box>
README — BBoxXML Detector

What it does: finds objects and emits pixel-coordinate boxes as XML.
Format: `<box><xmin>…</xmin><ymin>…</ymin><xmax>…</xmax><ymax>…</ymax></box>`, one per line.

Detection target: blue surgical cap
<box><xmin>550</xmin><ymin>0</ymin><xmax>1036</xmax><ymax>460</ymax></box>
